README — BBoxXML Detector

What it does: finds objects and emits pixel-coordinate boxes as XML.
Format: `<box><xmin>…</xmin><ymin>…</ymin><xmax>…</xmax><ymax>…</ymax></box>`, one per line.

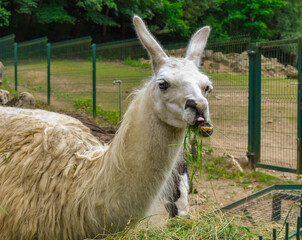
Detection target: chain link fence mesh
<box><xmin>202</xmin><ymin>37</ymin><xmax>250</xmax><ymax>160</ymax></box>
<box><xmin>0</xmin><ymin>37</ymin><xmax>48</xmax><ymax>100</ymax></box>
<box><xmin>16</xmin><ymin>37</ymin><xmax>48</xmax><ymax>102</ymax></box>
<box><xmin>0</xmin><ymin>34</ymin><xmax>15</xmax><ymax>64</ymax></box>
<box><xmin>49</xmin><ymin>37</ymin><xmax>92</xmax><ymax>111</ymax></box>
<box><xmin>225</xmin><ymin>189</ymin><xmax>302</xmax><ymax>238</ymax></box>
<box><xmin>259</xmin><ymin>43</ymin><xmax>298</xmax><ymax>169</ymax></box>
<box><xmin>95</xmin><ymin>39</ymin><xmax>150</xmax><ymax>117</ymax></box>
<box><xmin>0</xmin><ymin>34</ymin><xmax>15</xmax><ymax>89</ymax></box>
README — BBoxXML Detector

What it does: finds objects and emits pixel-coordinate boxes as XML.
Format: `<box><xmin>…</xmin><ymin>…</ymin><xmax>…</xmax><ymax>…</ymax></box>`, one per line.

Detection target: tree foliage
<box><xmin>0</xmin><ymin>0</ymin><xmax>300</xmax><ymax>42</ymax></box>
<box><xmin>35</xmin><ymin>3</ymin><xmax>76</xmax><ymax>24</ymax></box>
<box><xmin>220</xmin><ymin>0</ymin><xmax>285</xmax><ymax>39</ymax></box>
<box><xmin>273</xmin><ymin>0</ymin><xmax>302</xmax><ymax>39</ymax></box>
<box><xmin>0</xmin><ymin>0</ymin><xmax>10</xmax><ymax>27</ymax></box>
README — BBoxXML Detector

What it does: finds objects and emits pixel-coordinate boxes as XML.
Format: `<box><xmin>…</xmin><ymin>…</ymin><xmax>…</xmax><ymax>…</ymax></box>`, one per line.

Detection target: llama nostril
<box><xmin>185</xmin><ymin>99</ymin><xmax>197</xmax><ymax>110</ymax></box>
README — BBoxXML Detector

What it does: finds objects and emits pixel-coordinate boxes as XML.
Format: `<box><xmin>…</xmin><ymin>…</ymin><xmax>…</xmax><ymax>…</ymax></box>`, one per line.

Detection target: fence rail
<box><xmin>248</xmin><ymin>38</ymin><xmax>302</xmax><ymax>173</ymax></box>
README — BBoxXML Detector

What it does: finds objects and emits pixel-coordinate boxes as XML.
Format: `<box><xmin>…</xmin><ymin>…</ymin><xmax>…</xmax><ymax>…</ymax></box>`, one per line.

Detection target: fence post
<box><xmin>273</xmin><ymin>228</ymin><xmax>277</xmax><ymax>240</ymax></box>
<box><xmin>285</xmin><ymin>222</ymin><xmax>289</xmax><ymax>240</ymax></box>
<box><xmin>297</xmin><ymin>38</ymin><xmax>302</xmax><ymax>174</ymax></box>
<box><xmin>92</xmin><ymin>44</ymin><xmax>96</xmax><ymax>119</ymax></box>
<box><xmin>47</xmin><ymin>43</ymin><xmax>51</xmax><ymax>105</ymax></box>
<box><xmin>297</xmin><ymin>216</ymin><xmax>301</xmax><ymax>240</ymax></box>
<box><xmin>247</xmin><ymin>43</ymin><xmax>262</xmax><ymax>169</ymax></box>
<box><xmin>247</xmin><ymin>43</ymin><xmax>256</xmax><ymax>169</ymax></box>
<box><xmin>14</xmin><ymin>42</ymin><xmax>18</xmax><ymax>91</ymax></box>
<box><xmin>113</xmin><ymin>80</ymin><xmax>122</xmax><ymax>121</ymax></box>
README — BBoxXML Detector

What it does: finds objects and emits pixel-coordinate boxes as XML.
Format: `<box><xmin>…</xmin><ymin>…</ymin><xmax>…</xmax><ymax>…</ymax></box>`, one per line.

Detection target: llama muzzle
<box><xmin>185</xmin><ymin>99</ymin><xmax>213</xmax><ymax>137</ymax></box>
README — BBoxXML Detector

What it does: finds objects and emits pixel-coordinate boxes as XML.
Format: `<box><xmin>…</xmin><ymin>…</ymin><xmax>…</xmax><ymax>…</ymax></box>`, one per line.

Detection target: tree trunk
<box><xmin>121</xmin><ymin>16</ymin><xmax>126</xmax><ymax>39</ymax></box>
<box><xmin>102</xmin><ymin>6</ymin><xmax>110</xmax><ymax>37</ymax></box>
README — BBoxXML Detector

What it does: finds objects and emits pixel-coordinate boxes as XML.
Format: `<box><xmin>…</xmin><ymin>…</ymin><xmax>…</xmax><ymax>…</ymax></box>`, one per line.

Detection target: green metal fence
<box><xmin>95</xmin><ymin>39</ymin><xmax>151</xmax><ymax>117</ymax></box>
<box><xmin>96</xmin><ymin>38</ymin><xmax>148</xmax><ymax>60</ymax></box>
<box><xmin>221</xmin><ymin>184</ymin><xmax>302</xmax><ymax>239</ymax></box>
<box><xmin>248</xmin><ymin>38</ymin><xmax>302</xmax><ymax>173</ymax></box>
<box><xmin>13</xmin><ymin>37</ymin><xmax>48</xmax><ymax>94</ymax></box>
<box><xmin>1</xmin><ymin>34</ymin><xmax>302</xmax><ymax>173</ymax></box>
<box><xmin>0</xmin><ymin>35</ymin><xmax>15</xmax><ymax>88</ymax></box>
<box><xmin>48</xmin><ymin>37</ymin><xmax>93</xmax><ymax>111</ymax></box>
<box><xmin>17</xmin><ymin>37</ymin><xmax>47</xmax><ymax>61</ymax></box>
<box><xmin>51</xmin><ymin>36</ymin><xmax>92</xmax><ymax>59</ymax></box>
<box><xmin>0</xmin><ymin>34</ymin><xmax>15</xmax><ymax>64</ymax></box>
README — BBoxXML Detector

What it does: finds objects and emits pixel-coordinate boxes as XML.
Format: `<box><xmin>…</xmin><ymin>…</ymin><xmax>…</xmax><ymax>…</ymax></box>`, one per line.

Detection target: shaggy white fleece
<box><xmin>0</xmin><ymin>107</ymin><xmax>109</xmax><ymax>239</ymax></box>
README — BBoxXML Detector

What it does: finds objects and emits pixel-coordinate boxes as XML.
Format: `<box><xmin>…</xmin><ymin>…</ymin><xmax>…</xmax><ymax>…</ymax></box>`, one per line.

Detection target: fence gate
<box><xmin>248</xmin><ymin>38</ymin><xmax>302</xmax><ymax>173</ymax></box>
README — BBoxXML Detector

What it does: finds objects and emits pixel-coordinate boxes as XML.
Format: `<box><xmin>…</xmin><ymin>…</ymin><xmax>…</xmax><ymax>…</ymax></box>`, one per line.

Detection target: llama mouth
<box><xmin>194</xmin><ymin>113</ymin><xmax>213</xmax><ymax>137</ymax></box>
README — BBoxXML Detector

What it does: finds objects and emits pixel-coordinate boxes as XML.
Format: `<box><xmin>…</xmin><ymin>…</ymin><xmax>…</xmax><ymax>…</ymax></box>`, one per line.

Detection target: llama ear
<box><xmin>133</xmin><ymin>15</ymin><xmax>168</xmax><ymax>74</ymax></box>
<box><xmin>185</xmin><ymin>26</ymin><xmax>210</xmax><ymax>67</ymax></box>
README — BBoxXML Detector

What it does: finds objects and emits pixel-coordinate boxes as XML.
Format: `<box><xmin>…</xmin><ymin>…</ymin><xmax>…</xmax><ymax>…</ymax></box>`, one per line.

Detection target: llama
<box><xmin>0</xmin><ymin>16</ymin><xmax>212</xmax><ymax>239</ymax></box>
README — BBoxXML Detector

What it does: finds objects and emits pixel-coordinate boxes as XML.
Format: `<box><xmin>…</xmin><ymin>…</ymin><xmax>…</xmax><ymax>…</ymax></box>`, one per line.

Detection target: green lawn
<box><xmin>3</xmin><ymin>60</ymin><xmax>151</xmax><ymax>113</ymax></box>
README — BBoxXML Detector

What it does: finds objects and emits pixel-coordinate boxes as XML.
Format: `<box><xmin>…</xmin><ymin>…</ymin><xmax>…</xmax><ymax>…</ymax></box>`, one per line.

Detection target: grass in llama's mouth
<box><xmin>194</xmin><ymin>115</ymin><xmax>213</xmax><ymax>136</ymax></box>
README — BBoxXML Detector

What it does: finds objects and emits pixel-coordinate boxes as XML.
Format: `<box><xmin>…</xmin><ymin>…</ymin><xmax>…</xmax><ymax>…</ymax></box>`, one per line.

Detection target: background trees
<box><xmin>0</xmin><ymin>0</ymin><xmax>301</xmax><ymax>42</ymax></box>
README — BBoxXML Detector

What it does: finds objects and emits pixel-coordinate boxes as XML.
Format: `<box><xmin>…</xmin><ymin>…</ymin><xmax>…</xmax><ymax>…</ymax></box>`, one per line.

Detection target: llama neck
<box><xmin>95</xmin><ymin>87</ymin><xmax>185</xmax><ymax>225</ymax></box>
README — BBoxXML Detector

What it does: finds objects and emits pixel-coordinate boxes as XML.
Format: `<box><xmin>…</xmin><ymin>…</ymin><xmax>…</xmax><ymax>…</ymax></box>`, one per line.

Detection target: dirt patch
<box><xmin>189</xmin><ymin>172</ymin><xmax>256</xmax><ymax>213</ymax></box>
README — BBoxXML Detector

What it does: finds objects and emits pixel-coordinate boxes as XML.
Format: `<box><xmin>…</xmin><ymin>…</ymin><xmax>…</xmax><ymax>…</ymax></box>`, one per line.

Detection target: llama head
<box><xmin>133</xmin><ymin>16</ymin><xmax>213</xmax><ymax>132</ymax></box>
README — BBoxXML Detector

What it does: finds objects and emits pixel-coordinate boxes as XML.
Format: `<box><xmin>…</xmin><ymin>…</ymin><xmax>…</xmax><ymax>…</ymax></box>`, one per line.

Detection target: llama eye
<box><xmin>204</xmin><ymin>85</ymin><xmax>212</xmax><ymax>98</ymax></box>
<box><xmin>159</xmin><ymin>81</ymin><xmax>170</xmax><ymax>90</ymax></box>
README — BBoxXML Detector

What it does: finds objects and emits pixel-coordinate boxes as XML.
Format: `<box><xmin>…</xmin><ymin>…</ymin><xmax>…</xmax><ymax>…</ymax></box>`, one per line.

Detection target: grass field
<box><xmin>3</xmin><ymin>59</ymin><xmax>151</xmax><ymax>113</ymax></box>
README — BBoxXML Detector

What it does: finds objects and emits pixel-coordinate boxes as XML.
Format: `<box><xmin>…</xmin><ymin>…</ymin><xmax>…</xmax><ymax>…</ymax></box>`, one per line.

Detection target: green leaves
<box><xmin>0</xmin><ymin>0</ymin><xmax>10</xmax><ymax>26</ymax></box>
<box><xmin>220</xmin><ymin>0</ymin><xmax>285</xmax><ymax>39</ymax></box>
<box><xmin>15</xmin><ymin>0</ymin><xmax>39</xmax><ymax>14</ymax></box>
<box><xmin>226</xmin><ymin>11</ymin><xmax>247</xmax><ymax>21</ymax></box>
<box><xmin>35</xmin><ymin>4</ymin><xmax>76</xmax><ymax>24</ymax></box>
<box><xmin>154</xmin><ymin>0</ymin><xmax>190</xmax><ymax>36</ymax></box>
<box><xmin>0</xmin><ymin>0</ymin><xmax>299</xmax><ymax>42</ymax></box>
<box><xmin>77</xmin><ymin>0</ymin><xmax>118</xmax><ymax>26</ymax></box>
<box><xmin>273</xmin><ymin>0</ymin><xmax>302</xmax><ymax>39</ymax></box>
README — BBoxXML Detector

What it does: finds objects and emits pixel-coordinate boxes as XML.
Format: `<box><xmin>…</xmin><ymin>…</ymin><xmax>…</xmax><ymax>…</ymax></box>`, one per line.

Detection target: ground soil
<box><xmin>189</xmin><ymin>172</ymin><xmax>255</xmax><ymax>213</ymax></box>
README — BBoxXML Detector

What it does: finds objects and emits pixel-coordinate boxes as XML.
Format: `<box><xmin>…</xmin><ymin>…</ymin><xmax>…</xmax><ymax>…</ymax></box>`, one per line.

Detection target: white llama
<box><xmin>0</xmin><ymin>16</ymin><xmax>212</xmax><ymax>239</ymax></box>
